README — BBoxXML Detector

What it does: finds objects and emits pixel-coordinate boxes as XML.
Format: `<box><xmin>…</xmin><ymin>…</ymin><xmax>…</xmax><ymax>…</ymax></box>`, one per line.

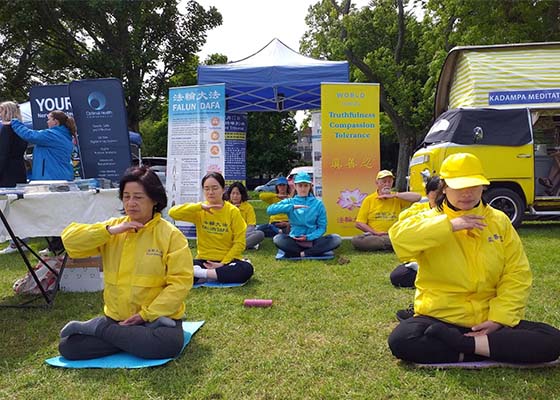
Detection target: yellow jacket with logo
<box><xmin>388</xmin><ymin>202</ymin><xmax>531</xmax><ymax>328</ymax></box>
<box><xmin>259</xmin><ymin>192</ymin><xmax>289</xmax><ymax>224</ymax></box>
<box><xmin>235</xmin><ymin>201</ymin><xmax>257</xmax><ymax>226</ymax></box>
<box><xmin>356</xmin><ymin>192</ymin><xmax>413</xmax><ymax>232</ymax></box>
<box><xmin>61</xmin><ymin>213</ymin><xmax>193</xmax><ymax>322</ymax></box>
<box><xmin>169</xmin><ymin>201</ymin><xmax>246</xmax><ymax>264</ymax></box>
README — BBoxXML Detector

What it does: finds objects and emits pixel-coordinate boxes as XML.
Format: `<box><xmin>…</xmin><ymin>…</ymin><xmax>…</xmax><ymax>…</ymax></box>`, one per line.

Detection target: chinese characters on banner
<box><xmin>167</xmin><ymin>84</ymin><xmax>225</xmax><ymax>237</ymax></box>
<box><xmin>321</xmin><ymin>83</ymin><xmax>380</xmax><ymax>237</ymax></box>
<box><xmin>224</xmin><ymin>113</ymin><xmax>248</xmax><ymax>186</ymax></box>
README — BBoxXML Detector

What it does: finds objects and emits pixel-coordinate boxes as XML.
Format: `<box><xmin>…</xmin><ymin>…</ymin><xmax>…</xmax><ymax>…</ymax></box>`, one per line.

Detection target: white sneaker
<box><xmin>252</xmin><ymin>244</ymin><xmax>260</xmax><ymax>250</ymax></box>
<box><xmin>0</xmin><ymin>244</ymin><xmax>24</xmax><ymax>255</ymax></box>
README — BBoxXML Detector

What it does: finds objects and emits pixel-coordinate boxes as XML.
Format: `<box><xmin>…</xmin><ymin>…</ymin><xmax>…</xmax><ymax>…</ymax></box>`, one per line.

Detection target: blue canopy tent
<box><xmin>197</xmin><ymin>38</ymin><xmax>349</xmax><ymax>112</ymax></box>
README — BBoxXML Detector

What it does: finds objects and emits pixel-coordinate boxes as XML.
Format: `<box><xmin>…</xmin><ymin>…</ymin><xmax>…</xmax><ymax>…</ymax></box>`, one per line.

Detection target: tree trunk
<box><xmin>395</xmin><ymin>129</ymin><xmax>416</xmax><ymax>191</ymax></box>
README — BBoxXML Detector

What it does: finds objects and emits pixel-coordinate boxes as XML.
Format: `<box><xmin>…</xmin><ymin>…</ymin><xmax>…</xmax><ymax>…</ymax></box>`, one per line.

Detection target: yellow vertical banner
<box><xmin>321</xmin><ymin>83</ymin><xmax>380</xmax><ymax>236</ymax></box>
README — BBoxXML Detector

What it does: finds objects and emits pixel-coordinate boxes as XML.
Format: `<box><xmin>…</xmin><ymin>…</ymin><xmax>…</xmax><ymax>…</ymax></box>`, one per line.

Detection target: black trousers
<box><xmin>388</xmin><ymin>315</ymin><xmax>560</xmax><ymax>364</ymax></box>
<box><xmin>194</xmin><ymin>258</ymin><xmax>253</xmax><ymax>284</ymax></box>
<box><xmin>59</xmin><ymin>317</ymin><xmax>184</xmax><ymax>360</ymax></box>
<box><xmin>389</xmin><ymin>264</ymin><xmax>417</xmax><ymax>288</ymax></box>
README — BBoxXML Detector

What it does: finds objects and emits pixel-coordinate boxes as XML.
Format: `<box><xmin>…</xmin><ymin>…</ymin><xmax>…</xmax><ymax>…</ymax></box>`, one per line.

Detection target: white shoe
<box><xmin>0</xmin><ymin>244</ymin><xmax>26</xmax><ymax>255</ymax></box>
<box><xmin>251</xmin><ymin>244</ymin><xmax>260</xmax><ymax>250</ymax></box>
<box><xmin>38</xmin><ymin>248</ymin><xmax>52</xmax><ymax>257</ymax></box>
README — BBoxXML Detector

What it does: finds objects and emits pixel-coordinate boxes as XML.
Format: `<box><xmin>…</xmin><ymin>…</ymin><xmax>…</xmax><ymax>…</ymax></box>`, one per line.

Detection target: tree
<box><xmin>246</xmin><ymin>112</ymin><xmax>300</xmax><ymax>179</ymax></box>
<box><xmin>301</xmin><ymin>0</ymin><xmax>433</xmax><ymax>189</ymax></box>
<box><xmin>301</xmin><ymin>0</ymin><xmax>560</xmax><ymax>189</ymax></box>
<box><xmin>0</xmin><ymin>0</ymin><xmax>222</xmax><ymax>131</ymax></box>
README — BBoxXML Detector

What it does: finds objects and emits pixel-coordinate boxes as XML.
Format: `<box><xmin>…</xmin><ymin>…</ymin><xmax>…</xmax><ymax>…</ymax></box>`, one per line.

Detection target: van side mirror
<box><xmin>473</xmin><ymin>126</ymin><xmax>484</xmax><ymax>143</ymax></box>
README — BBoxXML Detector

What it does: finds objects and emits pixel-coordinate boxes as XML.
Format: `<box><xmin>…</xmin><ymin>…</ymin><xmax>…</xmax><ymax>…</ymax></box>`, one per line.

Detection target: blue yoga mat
<box><xmin>414</xmin><ymin>358</ymin><xmax>560</xmax><ymax>369</ymax></box>
<box><xmin>45</xmin><ymin>320</ymin><xmax>205</xmax><ymax>369</ymax></box>
<box><xmin>275</xmin><ymin>249</ymin><xmax>335</xmax><ymax>261</ymax></box>
<box><xmin>193</xmin><ymin>281</ymin><xmax>247</xmax><ymax>288</ymax></box>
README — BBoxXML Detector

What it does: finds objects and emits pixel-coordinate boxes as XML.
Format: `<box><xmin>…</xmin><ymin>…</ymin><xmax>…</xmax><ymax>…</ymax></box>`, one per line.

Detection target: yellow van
<box><xmin>409</xmin><ymin>42</ymin><xmax>560</xmax><ymax>227</ymax></box>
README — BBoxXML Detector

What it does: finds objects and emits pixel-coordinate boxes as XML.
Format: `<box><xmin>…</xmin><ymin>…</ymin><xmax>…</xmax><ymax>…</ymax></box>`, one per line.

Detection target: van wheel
<box><xmin>483</xmin><ymin>188</ymin><xmax>524</xmax><ymax>228</ymax></box>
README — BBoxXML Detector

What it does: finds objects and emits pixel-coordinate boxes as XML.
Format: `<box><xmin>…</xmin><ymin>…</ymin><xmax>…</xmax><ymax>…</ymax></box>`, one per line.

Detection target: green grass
<box><xmin>1</xmin><ymin>212</ymin><xmax>560</xmax><ymax>399</ymax></box>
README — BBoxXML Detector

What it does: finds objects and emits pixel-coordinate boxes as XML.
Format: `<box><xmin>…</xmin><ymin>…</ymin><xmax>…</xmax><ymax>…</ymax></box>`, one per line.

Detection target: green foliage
<box><xmin>246</xmin><ymin>112</ymin><xmax>300</xmax><ymax>178</ymax></box>
<box><xmin>1</xmin><ymin>224</ymin><xmax>560</xmax><ymax>399</ymax></box>
<box><xmin>139</xmin><ymin>117</ymin><xmax>169</xmax><ymax>157</ymax></box>
<box><xmin>0</xmin><ymin>0</ymin><xmax>222</xmax><ymax>130</ymax></box>
<box><xmin>300</xmin><ymin>0</ymin><xmax>560</xmax><ymax>189</ymax></box>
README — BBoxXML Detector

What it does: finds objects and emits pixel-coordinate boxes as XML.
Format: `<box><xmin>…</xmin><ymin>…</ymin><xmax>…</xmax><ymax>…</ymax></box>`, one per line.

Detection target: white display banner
<box><xmin>167</xmin><ymin>84</ymin><xmax>226</xmax><ymax>237</ymax></box>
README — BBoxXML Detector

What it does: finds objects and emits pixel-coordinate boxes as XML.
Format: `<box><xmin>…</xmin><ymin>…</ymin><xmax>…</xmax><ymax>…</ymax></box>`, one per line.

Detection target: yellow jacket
<box><xmin>169</xmin><ymin>201</ymin><xmax>246</xmax><ymax>264</ymax></box>
<box><xmin>389</xmin><ymin>202</ymin><xmax>532</xmax><ymax>328</ymax></box>
<box><xmin>356</xmin><ymin>192</ymin><xmax>412</xmax><ymax>232</ymax></box>
<box><xmin>61</xmin><ymin>214</ymin><xmax>193</xmax><ymax>322</ymax></box>
<box><xmin>259</xmin><ymin>192</ymin><xmax>288</xmax><ymax>223</ymax></box>
<box><xmin>235</xmin><ymin>201</ymin><xmax>256</xmax><ymax>225</ymax></box>
<box><xmin>397</xmin><ymin>201</ymin><xmax>431</xmax><ymax>222</ymax></box>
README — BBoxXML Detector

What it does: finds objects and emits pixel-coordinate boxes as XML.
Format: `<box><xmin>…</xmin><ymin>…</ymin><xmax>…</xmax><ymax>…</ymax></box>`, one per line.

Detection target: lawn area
<box><xmin>1</xmin><ymin>201</ymin><xmax>560</xmax><ymax>399</ymax></box>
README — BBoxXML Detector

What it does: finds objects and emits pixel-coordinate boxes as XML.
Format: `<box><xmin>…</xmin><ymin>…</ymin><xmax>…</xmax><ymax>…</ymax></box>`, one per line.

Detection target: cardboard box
<box><xmin>60</xmin><ymin>257</ymin><xmax>104</xmax><ymax>292</ymax></box>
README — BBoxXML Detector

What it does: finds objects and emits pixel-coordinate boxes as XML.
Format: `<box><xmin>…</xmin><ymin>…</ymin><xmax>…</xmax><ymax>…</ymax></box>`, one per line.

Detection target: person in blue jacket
<box><xmin>11</xmin><ymin>110</ymin><xmax>75</xmax><ymax>181</ymax></box>
<box><xmin>267</xmin><ymin>172</ymin><xmax>342</xmax><ymax>257</ymax></box>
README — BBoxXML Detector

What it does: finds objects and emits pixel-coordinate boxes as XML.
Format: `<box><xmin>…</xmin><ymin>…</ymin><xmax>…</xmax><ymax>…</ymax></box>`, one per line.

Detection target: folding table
<box><xmin>0</xmin><ymin>189</ymin><xmax>122</xmax><ymax>308</ymax></box>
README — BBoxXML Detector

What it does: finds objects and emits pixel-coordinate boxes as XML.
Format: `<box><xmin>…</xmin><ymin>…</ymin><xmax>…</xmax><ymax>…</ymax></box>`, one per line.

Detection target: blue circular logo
<box><xmin>87</xmin><ymin>91</ymin><xmax>106</xmax><ymax>111</ymax></box>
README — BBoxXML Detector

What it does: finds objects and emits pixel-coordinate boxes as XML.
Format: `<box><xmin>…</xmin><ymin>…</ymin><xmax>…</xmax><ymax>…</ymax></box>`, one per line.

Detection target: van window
<box><xmin>423</xmin><ymin>108</ymin><xmax>531</xmax><ymax>146</ymax></box>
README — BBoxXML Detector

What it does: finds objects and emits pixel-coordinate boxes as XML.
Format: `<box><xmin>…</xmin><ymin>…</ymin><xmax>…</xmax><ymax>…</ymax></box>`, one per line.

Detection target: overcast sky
<box><xmin>193</xmin><ymin>0</ymin><xmax>370</xmax><ymax>62</ymax></box>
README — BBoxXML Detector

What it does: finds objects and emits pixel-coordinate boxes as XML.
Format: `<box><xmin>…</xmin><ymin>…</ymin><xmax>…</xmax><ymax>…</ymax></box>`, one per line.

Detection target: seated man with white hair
<box><xmin>351</xmin><ymin>170</ymin><xmax>421</xmax><ymax>251</ymax></box>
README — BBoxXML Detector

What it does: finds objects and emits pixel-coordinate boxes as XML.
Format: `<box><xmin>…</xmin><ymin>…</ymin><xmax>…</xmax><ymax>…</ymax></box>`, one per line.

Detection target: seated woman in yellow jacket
<box><xmin>58</xmin><ymin>166</ymin><xmax>193</xmax><ymax>360</ymax></box>
<box><xmin>388</xmin><ymin>153</ymin><xmax>560</xmax><ymax>364</ymax></box>
<box><xmin>256</xmin><ymin>176</ymin><xmax>291</xmax><ymax>237</ymax></box>
<box><xmin>225</xmin><ymin>181</ymin><xmax>265</xmax><ymax>250</ymax></box>
<box><xmin>169</xmin><ymin>172</ymin><xmax>253</xmax><ymax>284</ymax></box>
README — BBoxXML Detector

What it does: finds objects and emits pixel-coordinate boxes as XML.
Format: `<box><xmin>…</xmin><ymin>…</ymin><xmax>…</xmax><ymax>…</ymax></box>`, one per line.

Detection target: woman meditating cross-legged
<box><xmin>169</xmin><ymin>172</ymin><xmax>254</xmax><ymax>284</ymax></box>
<box><xmin>59</xmin><ymin>167</ymin><xmax>193</xmax><ymax>360</ymax></box>
<box><xmin>267</xmin><ymin>172</ymin><xmax>341</xmax><ymax>258</ymax></box>
<box><xmin>387</xmin><ymin>153</ymin><xmax>560</xmax><ymax>364</ymax></box>
<box><xmin>225</xmin><ymin>181</ymin><xmax>265</xmax><ymax>250</ymax></box>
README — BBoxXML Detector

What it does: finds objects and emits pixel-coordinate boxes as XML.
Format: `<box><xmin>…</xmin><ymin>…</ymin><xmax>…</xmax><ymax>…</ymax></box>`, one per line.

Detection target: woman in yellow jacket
<box><xmin>225</xmin><ymin>181</ymin><xmax>265</xmax><ymax>250</ymax></box>
<box><xmin>169</xmin><ymin>172</ymin><xmax>253</xmax><ymax>284</ymax></box>
<box><xmin>58</xmin><ymin>167</ymin><xmax>193</xmax><ymax>360</ymax></box>
<box><xmin>388</xmin><ymin>153</ymin><xmax>560</xmax><ymax>364</ymax></box>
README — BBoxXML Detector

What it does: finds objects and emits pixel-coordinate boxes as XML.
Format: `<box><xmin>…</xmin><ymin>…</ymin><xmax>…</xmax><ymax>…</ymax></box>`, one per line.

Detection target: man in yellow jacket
<box><xmin>388</xmin><ymin>153</ymin><xmax>560</xmax><ymax>364</ymax></box>
<box><xmin>352</xmin><ymin>170</ymin><xmax>421</xmax><ymax>251</ymax></box>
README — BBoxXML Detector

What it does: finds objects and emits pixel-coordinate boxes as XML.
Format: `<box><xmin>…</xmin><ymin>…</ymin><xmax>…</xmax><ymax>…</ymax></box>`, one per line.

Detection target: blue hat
<box><xmin>276</xmin><ymin>176</ymin><xmax>288</xmax><ymax>185</ymax></box>
<box><xmin>294</xmin><ymin>172</ymin><xmax>312</xmax><ymax>184</ymax></box>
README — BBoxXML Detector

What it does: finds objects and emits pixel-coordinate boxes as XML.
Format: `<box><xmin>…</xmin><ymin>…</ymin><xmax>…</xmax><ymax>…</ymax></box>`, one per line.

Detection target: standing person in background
<box><xmin>225</xmin><ymin>181</ymin><xmax>265</xmax><ymax>250</ymax></box>
<box><xmin>8</xmin><ymin>110</ymin><xmax>77</xmax><ymax>254</ymax></box>
<box><xmin>169</xmin><ymin>172</ymin><xmax>254</xmax><ymax>285</ymax></box>
<box><xmin>352</xmin><ymin>170</ymin><xmax>421</xmax><ymax>251</ymax></box>
<box><xmin>257</xmin><ymin>176</ymin><xmax>291</xmax><ymax>237</ymax></box>
<box><xmin>59</xmin><ymin>166</ymin><xmax>193</xmax><ymax>360</ymax></box>
<box><xmin>0</xmin><ymin>101</ymin><xmax>27</xmax><ymax>187</ymax></box>
<box><xmin>0</xmin><ymin>100</ymin><xmax>30</xmax><ymax>255</ymax></box>
<box><xmin>11</xmin><ymin>110</ymin><xmax>75</xmax><ymax>181</ymax></box>
<box><xmin>387</xmin><ymin>153</ymin><xmax>560</xmax><ymax>364</ymax></box>
<box><xmin>268</xmin><ymin>172</ymin><xmax>342</xmax><ymax>258</ymax></box>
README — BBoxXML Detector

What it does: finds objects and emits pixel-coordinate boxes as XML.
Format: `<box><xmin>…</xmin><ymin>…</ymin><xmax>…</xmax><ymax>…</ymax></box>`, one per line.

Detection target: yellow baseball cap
<box><xmin>376</xmin><ymin>170</ymin><xmax>394</xmax><ymax>180</ymax></box>
<box><xmin>440</xmin><ymin>153</ymin><xmax>490</xmax><ymax>189</ymax></box>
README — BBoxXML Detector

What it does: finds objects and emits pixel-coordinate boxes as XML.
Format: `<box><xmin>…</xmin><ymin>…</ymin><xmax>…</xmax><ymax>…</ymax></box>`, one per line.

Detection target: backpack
<box><xmin>13</xmin><ymin>256</ymin><xmax>64</xmax><ymax>295</ymax></box>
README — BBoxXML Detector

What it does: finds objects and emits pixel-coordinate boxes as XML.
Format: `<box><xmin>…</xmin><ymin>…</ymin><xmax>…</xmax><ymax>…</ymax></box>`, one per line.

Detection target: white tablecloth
<box><xmin>0</xmin><ymin>189</ymin><xmax>123</xmax><ymax>242</ymax></box>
